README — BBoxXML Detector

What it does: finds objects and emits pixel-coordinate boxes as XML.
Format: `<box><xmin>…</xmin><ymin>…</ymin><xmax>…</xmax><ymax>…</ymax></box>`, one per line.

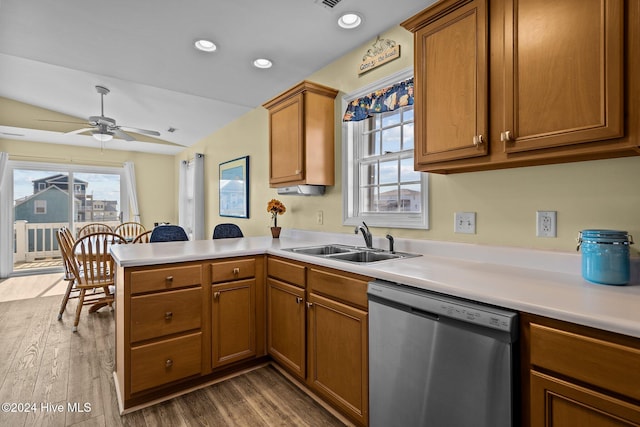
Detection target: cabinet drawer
<box><xmin>130</xmin><ymin>265</ymin><xmax>202</xmax><ymax>295</ymax></box>
<box><xmin>530</xmin><ymin>323</ymin><xmax>640</xmax><ymax>401</ymax></box>
<box><xmin>130</xmin><ymin>332</ymin><xmax>202</xmax><ymax>394</ymax></box>
<box><xmin>130</xmin><ymin>288</ymin><xmax>202</xmax><ymax>342</ymax></box>
<box><xmin>308</xmin><ymin>267</ymin><xmax>369</xmax><ymax>309</ymax></box>
<box><xmin>211</xmin><ymin>258</ymin><xmax>255</xmax><ymax>283</ymax></box>
<box><xmin>267</xmin><ymin>257</ymin><xmax>305</xmax><ymax>287</ymax></box>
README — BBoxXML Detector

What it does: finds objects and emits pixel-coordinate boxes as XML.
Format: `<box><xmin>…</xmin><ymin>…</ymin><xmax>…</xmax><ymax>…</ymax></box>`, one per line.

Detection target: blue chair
<box><xmin>212</xmin><ymin>223</ymin><xmax>244</xmax><ymax>239</ymax></box>
<box><xmin>150</xmin><ymin>225</ymin><xmax>189</xmax><ymax>242</ymax></box>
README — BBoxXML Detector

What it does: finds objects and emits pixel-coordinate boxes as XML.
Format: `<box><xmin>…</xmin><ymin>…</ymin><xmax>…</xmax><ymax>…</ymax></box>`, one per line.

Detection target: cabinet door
<box><xmin>503</xmin><ymin>0</ymin><xmax>624</xmax><ymax>153</ymax></box>
<box><xmin>413</xmin><ymin>0</ymin><xmax>488</xmax><ymax>165</ymax></box>
<box><xmin>307</xmin><ymin>293</ymin><xmax>368</xmax><ymax>426</ymax></box>
<box><xmin>530</xmin><ymin>371</ymin><xmax>640</xmax><ymax>426</ymax></box>
<box><xmin>269</xmin><ymin>93</ymin><xmax>304</xmax><ymax>184</ymax></box>
<box><xmin>267</xmin><ymin>278</ymin><xmax>306</xmax><ymax>379</ymax></box>
<box><xmin>211</xmin><ymin>279</ymin><xmax>256</xmax><ymax>368</ymax></box>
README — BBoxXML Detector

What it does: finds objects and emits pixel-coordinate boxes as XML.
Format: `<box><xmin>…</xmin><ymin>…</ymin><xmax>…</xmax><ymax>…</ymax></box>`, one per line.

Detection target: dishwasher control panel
<box><xmin>368</xmin><ymin>280</ymin><xmax>517</xmax><ymax>335</ymax></box>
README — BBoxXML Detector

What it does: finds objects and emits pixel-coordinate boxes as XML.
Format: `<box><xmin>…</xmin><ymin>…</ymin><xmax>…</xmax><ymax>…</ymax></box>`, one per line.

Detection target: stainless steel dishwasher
<box><xmin>368</xmin><ymin>280</ymin><xmax>518</xmax><ymax>427</ymax></box>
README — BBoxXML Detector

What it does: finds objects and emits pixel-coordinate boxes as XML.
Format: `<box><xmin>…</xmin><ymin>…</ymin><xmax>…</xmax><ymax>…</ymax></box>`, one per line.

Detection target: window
<box><xmin>342</xmin><ymin>69</ymin><xmax>428</xmax><ymax>229</ymax></box>
<box><xmin>34</xmin><ymin>200</ymin><xmax>46</xmax><ymax>214</ymax></box>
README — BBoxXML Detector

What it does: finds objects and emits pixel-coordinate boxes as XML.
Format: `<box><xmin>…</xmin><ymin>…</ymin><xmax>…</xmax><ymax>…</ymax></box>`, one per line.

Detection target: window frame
<box><xmin>341</xmin><ymin>68</ymin><xmax>429</xmax><ymax>230</ymax></box>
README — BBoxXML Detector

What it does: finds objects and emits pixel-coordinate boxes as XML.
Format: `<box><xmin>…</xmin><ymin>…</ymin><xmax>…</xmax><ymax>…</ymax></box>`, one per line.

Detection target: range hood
<box><xmin>276</xmin><ymin>185</ymin><xmax>325</xmax><ymax>196</ymax></box>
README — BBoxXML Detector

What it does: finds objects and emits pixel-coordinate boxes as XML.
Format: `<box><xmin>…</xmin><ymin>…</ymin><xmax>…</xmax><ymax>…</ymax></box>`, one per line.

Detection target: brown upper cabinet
<box><xmin>263</xmin><ymin>81</ymin><xmax>338</xmax><ymax>186</ymax></box>
<box><xmin>402</xmin><ymin>0</ymin><xmax>640</xmax><ymax>173</ymax></box>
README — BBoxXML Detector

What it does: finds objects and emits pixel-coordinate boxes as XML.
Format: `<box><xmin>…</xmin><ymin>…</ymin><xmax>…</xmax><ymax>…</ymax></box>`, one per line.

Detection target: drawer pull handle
<box><xmin>296</xmin><ymin>297</ymin><xmax>303</xmax><ymax>304</ymax></box>
<box><xmin>165</xmin><ymin>276</ymin><xmax>174</xmax><ymax>282</ymax></box>
<box><xmin>214</xmin><ymin>291</ymin><xmax>220</xmax><ymax>300</ymax></box>
<box><xmin>500</xmin><ymin>131</ymin><xmax>512</xmax><ymax>142</ymax></box>
<box><xmin>165</xmin><ymin>359</ymin><xmax>173</xmax><ymax>368</ymax></box>
<box><xmin>473</xmin><ymin>135</ymin><xmax>484</xmax><ymax>146</ymax></box>
<box><xmin>233</xmin><ymin>267</ymin><xmax>240</xmax><ymax>276</ymax></box>
<box><xmin>164</xmin><ymin>311</ymin><xmax>173</xmax><ymax>320</ymax></box>
<box><xmin>306</xmin><ymin>302</ymin><xmax>313</xmax><ymax>308</ymax></box>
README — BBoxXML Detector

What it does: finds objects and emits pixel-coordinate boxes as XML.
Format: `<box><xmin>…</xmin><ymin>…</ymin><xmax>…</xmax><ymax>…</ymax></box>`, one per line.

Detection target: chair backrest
<box><xmin>150</xmin><ymin>225</ymin><xmax>189</xmax><ymax>242</ymax></box>
<box><xmin>56</xmin><ymin>228</ymin><xmax>76</xmax><ymax>281</ymax></box>
<box><xmin>132</xmin><ymin>229</ymin><xmax>153</xmax><ymax>243</ymax></box>
<box><xmin>212</xmin><ymin>223</ymin><xmax>244</xmax><ymax>239</ymax></box>
<box><xmin>114</xmin><ymin>222</ymin><xmax>146</xmax><ymax>241</ymax></box>
<box><xmin>77</xmin><ymin>223</ymin><xmax>114</xmax><ymax>238</ymax></box>
<box><xmin>70</xmin><ymin>232</ymin><xmax>127</xmax><ymax>285</ymax></box>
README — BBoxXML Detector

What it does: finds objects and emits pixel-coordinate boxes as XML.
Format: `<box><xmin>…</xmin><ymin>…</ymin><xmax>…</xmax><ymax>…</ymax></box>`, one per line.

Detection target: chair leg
<box><xmin>57</xmin><ymin>279</ymin><xmax>75</xmax><ymax>321</ymax></box>
<box><xmin>73</xmin><ymin>289</ymin><xmax>86</xmax><ymax>333</ymax></box>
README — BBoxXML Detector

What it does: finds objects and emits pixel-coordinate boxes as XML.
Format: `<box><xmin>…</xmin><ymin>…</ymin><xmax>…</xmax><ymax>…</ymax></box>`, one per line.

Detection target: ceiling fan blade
<box><xmin>38</xmin><ymin>119</ymin><xmax>89</xmax><ymax>125</ymax></box>
<box><xmin>113</xmin><ymin>128</ymin><xmax>136</xmax><ymax>141</ymax></box>
<box><xmin>65</xmin><ymin>128</ymin><xmax>95</xmax><ymax>135</ymax></box>
<box><xmin>119</xmin><ymin>126</ymin><xmax>160</xmax><ymax>137</ymax></box>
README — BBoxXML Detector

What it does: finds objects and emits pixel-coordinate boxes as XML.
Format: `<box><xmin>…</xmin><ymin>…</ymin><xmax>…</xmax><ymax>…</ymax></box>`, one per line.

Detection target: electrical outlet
<box><xmin>316</xmin><ymin>210</ymin><xmax>323</xmax><ymax>225</ymax></box>
<box><xmin>454</xmin><ymin>212</ymin><xmax>476</xmax><ymax>234</ymax></box>
<box><xmin>536</xmin><ymin>211</ymin><xmax>557</xmax><ymax>237</ymax></box>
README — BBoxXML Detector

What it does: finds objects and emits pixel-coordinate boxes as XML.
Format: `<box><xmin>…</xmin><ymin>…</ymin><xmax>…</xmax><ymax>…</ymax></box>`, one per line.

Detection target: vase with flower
<box><xmin>267</xmin><ymin>199</ymin><xmax>286</xmax><ymax>238</ymax></box>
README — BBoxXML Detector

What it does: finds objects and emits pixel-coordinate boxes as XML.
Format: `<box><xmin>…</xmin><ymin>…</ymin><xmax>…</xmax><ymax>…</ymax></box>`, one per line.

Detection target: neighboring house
<box><xmin>378</xmin><ymin>188</ymin><xmax>421</xmax><ymax>212</ymax></box>
<box><xmin>14</xmin><ymin>186</ymin><xmax>81</xmax><ymax>223</ymax></box>
<box><xmin>87</xmin><ymin>197</ymin><xmax>119</xmax><ymax>221</ymax></box>
<box><xmin>32</xmin><ymin>174</ymin><xmax>90</xmax><ymax>220</ymax></box>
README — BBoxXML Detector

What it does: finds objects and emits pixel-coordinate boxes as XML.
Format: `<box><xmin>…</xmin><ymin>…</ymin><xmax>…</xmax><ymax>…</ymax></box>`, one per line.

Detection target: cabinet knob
<box><xmin>500</xmin><ymin>131</ymin><xmax>513</xmax><ymax>142</ymax></box>
<box><xmin>232</xmin><ymin>267</ymin><xmax>240</xmax><ymax>276</ymax></box>
<box><xmin>306</xmin><ymin>302</ymin><xmax>313</xmax><ymax>308</ymax></box>
<box><xmin>214</xmin><ymin>291</ymin><xmax>220</xmax><ymax>300</ymax></box>
<box><xmin>164</xmin><ymin>311</ymin><xmax>173</xmax><ymax>320</ymax></box>
<box><xmin>296</xmin><ymin>297</ymin><xmax>303</xmax><ymax>304</ymax></box>
<box><xmin>165</xmin><ymin>276</ymin><xmax>174</xmax><ymax>282</ymax></box>
<box><xmin>473</xmin><ymin>135</ymin><xmax>484</xmax><ymax>146</ymax></box>
<box><xmin>295</xmin><ymin>169</ymin><xmax>302</xmax><ymax>174</ymax></box>
<box><xmin>165</xmin><ymin>359</ymin><xmax>173</xmax><ymax>368</ymax></box>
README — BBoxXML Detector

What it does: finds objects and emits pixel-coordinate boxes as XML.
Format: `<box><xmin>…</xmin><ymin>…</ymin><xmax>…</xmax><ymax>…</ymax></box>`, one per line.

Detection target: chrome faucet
<box><xmin>386</xmin><ymin>234</ymin><xmax>394</xmax><ymax>253</ymax></box>
<box><xmin>355</xmin><ymin>221</ymin><xmax>373</xmax><ymax>249</ymax></box>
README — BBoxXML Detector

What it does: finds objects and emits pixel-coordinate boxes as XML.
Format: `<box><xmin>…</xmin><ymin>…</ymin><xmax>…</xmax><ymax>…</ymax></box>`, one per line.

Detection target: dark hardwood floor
<box><xmin>0</xmin><ymin>291</ymin><xmax>346</xmax><ymax>426</ymax></box>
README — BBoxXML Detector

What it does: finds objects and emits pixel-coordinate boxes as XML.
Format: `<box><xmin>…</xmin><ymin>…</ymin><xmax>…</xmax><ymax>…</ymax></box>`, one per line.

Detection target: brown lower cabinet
<box><xmin>115</xmin><ymin>256</ymin><xmax>266</xmax><ymax>412</ymax></box>
<box><xmin>521</xmin><ymin>314</ymin><xmax>640</xmax><ymax>427</ymax></box>
<box><xmin>267</xmin><ymin>256</ymin><xmax>371</xmax><ymax>427</ymax></box>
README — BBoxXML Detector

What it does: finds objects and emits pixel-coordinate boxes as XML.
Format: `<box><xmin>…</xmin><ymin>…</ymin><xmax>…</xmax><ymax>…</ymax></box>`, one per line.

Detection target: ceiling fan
<box><xmin>44</xmin><ymin>85</ymin><xmax>161</xmax><ymax>142</ymax></box>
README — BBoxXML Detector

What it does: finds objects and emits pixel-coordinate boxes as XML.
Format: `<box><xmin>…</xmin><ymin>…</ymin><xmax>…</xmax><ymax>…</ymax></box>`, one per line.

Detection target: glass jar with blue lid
<box><xmin>577</xmin><ymin>229</ymin><xmax>634</xmax><ymax>285</ymax></box>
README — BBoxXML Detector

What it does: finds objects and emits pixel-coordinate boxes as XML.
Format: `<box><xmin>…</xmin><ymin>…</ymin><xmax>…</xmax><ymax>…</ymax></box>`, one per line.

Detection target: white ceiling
<box><xmin>0</xmin><ymin>0</ymin><xmax>431</xmax><ymax>155</ymax></box>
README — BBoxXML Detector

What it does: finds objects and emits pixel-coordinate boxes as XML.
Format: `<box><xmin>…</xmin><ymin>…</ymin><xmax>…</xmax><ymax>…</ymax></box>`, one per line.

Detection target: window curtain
<box><xmin>0</xmin><ymin>152</ymin><xmax>8</xmax><ymax>191</ymax></box>
<box><xmin>123</xmin><ymin>161</ymin><xmax>140</xmax><ymax>223</ymax></box>
<box><xmin>342</xmin><ymin>77</ymin><xmax>414</xmax><ymax>122</ymax></box>
<box><xmin>179</xmin><ymin>153</ymin><xmax>204</xmax><ymax>240</ymax></box>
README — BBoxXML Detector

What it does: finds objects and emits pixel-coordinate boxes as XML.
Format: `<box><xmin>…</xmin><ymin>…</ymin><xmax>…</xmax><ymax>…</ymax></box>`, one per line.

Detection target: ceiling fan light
<box><xmin>92</xmin><ymin>131</ymin><xmax>113</xmax><ymax>142</ymax></box>
<box><xmin>338</xmin><ymin>13</ymin><xmax>362</xmax><ymax>29</ymax></box>
<box><xmin>195</xmin><ymin>39</ymin><xmax>217</xmax><ymax>52</ymax></box>
<box><xmin>253</xmin><ymin>58</ymin><xmax>273</xmax><ymax>69</ymax></box>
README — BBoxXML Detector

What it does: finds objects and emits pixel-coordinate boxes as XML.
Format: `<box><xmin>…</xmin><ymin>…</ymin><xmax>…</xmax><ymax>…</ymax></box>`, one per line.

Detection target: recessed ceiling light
<box><xmin>194</xmin><ymin>39</ymin><xmax>217</xmax><ymax>52</ymax></box>
<box><xmin>338</xmin><ymin>13</ymin><xmax>362</xmax><ymax>29</ymax></box>
<box><xmin>253</xmin><ymin>58</ymin><xmax>273</xmax><ymax>69</ymax></box>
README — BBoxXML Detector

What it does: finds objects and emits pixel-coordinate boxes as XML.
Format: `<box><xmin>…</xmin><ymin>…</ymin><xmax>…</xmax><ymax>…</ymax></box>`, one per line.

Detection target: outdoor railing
<box><xmin>13</xmin><ymin>220</ymin><xmax>121</xmax><ymax>263</ymax></box>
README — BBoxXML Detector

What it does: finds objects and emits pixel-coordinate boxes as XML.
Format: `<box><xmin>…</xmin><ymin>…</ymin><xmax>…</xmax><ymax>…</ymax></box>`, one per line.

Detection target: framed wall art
<box><xmin>219</xmin><ymin>156</ymin><xmax>249</xmax><ymax>218</ymax></box>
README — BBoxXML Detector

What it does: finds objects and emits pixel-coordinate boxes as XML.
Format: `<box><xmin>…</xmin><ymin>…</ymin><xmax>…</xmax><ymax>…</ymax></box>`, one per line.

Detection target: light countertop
<box><xmin>110</xmin><ymin>229</ymin><xmax>640</xmax><ymax>340</ymax></box>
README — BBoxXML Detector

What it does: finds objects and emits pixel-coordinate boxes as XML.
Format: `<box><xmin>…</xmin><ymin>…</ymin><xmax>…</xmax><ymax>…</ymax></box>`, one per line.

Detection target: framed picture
<box><xmin>219</xmin><ymin>156</ymin><xmax>249</xmax><ymax>218</ymax></box>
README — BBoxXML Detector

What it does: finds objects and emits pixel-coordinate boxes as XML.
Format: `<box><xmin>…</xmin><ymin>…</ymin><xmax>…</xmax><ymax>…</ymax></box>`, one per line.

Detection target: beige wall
<box><xmin>0</xmin><ymin>138</ymin><xmax>176</xmax><ymax>230</ymax></box>
<box><xmin>190</xmin><ymin>25</ymin><xmax>640</xmax><ymax>254</ymax></box>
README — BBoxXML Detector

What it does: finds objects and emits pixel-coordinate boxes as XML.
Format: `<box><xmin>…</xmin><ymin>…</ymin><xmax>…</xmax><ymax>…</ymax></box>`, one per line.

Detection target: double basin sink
<box><xmin>284</xmin><ymin>244</ymin><xmax>421</xmax><ymax>264</ymax></box>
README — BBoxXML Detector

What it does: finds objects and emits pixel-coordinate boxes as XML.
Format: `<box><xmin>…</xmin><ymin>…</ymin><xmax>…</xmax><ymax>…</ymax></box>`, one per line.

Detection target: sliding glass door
<box><xmin>1</xmin><ymin>161</ymin><xmax>127</xmax><ymax>276</ymax></box>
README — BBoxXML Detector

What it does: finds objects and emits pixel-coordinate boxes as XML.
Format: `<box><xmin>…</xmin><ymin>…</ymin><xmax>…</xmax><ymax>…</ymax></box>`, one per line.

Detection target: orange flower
<box><xmin>267</xmin><ymin>199</ymin><xmax>286</xmax><ymax>228</ymax></box>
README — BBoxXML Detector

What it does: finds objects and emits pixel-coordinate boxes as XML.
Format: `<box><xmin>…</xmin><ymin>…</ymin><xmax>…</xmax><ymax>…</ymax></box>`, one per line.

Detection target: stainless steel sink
<box><xmin>284</xmin><ymin>244</ymin><xmax>421</xmax><ymax>264</ymax></box>
<box><xmin>288</xmin><ymin>244</ymin><xmax>355</xmax><ymax>255</ymax></box>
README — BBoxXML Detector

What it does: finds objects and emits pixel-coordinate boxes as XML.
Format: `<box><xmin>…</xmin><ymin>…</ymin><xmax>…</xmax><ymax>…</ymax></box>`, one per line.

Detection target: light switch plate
<box><xmin>454</xmin><ymin>212</ymin><xmax>476</xmax><ymax>234</ymax></box>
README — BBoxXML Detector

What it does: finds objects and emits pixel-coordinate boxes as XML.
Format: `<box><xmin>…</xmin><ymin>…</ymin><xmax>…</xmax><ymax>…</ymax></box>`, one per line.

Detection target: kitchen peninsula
<box><xmin>110</xmin><ymin>230</ymin><xmax>640</xmax><ymax>425</ymax></box>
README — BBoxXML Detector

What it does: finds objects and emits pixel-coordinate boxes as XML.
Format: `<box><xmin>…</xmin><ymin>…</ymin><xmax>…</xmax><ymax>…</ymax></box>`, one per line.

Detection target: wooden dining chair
<box><xmin>114</xmin><ymin>222</ymin><xmax>146</xmax><ymax>241</ymax></box>
<box><xmin>132</xmin><ymin>229</ymin><xmax>153</xmax><ymax>243</ymax></box>
<box><xmin>77</xmin><ymin>223</ymin><xmax>114</xmax><ymax>238</ymax></box>
<box><xmin>56</xmin><ymin>227</ymin><xmax>77</xmax><ymax>320</ymax></box>
<box><xmin>67</xmin><ymin>231</ymin><xmax>127</xmax><ymax>332</ymax></box>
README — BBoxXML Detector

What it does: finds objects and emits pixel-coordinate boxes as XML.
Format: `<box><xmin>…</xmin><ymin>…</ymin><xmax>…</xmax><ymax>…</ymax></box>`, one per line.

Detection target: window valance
<box><xmin>342</xmin><ymin>77</ymin><xmax>414</xmax><ymax>122</ymax></box>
